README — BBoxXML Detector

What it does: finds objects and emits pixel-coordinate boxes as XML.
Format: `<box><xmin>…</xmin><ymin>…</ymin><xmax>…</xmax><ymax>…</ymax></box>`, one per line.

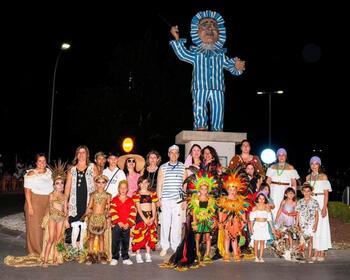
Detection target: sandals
<box><xmin>203</xmin><ymin>255</ymin><xmax>212</xmax><ymax>264</ymax></box>
<box><xmin>223</xmin><ymin>254</ymin><xmax>230</xmax><ymax>262</ymax></box>
<box><xmin>85</xmin><ymin>254</ymin><xmax>92</xmax><ymax>265</ymax></box>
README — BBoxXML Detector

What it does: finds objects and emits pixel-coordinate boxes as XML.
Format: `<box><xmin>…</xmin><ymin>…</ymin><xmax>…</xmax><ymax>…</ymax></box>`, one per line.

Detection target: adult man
<box><xmin>157</xmin><ymin>145</ymin><xmax>187</xmax><ymax>256</ymax></box>
<box><xmin>170</xmin><ymin>10</ymin><xmax>245</xmax><ymax>131</ymax></box>
<box><xmin>103</xmin><ymin>152</ymin><xmax>126</xmax><ymax>199</ymax></box>
<box><xmin>94</xmin><ymin>151</ymin><xmax>107</xmax><ymax>176</ymax></box>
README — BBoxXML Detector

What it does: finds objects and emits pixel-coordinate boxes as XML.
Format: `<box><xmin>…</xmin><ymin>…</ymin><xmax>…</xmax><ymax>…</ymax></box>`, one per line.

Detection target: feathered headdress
<box><xmin>191</xmin><ymin>170</ymin><xmax>218</xmax><ymax>194</ymax></box>
<box><xmin>49</xmin><ymin>159</ymin><xmax>67</xmax><ymax>182</ymax></box>
<box><xmin>222</xmin><ymin>168</ymin><xmax>248</xmax><ymax>194</ymax></box>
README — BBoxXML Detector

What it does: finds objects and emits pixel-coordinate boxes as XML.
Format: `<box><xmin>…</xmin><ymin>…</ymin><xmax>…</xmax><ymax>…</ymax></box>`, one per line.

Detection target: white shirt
<box><xmin>23</xmin><ymin>168</ymin><xmax>53</xmax><ymax>195</ymax></box>
<box><xmin>103</xmin><ymin>167</ymin><xmax>126</xmax><ymax>199</ymax></box>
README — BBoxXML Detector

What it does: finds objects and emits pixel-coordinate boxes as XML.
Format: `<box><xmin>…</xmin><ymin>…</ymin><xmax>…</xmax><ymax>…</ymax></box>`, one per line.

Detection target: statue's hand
<box><xmin>234</xmin><ymin>57</ymin><xmax>246</xmax><ymax>72</ymax></box>
<box><xmin>170</xmin><ymin>25</ymin><xmax>180</xmax><ymax>41</ymax></box>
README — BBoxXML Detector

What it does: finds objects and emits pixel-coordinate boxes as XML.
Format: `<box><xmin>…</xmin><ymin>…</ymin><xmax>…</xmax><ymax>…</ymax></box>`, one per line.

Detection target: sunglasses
<box><xmin>127</xmin><ymin>159</ymin><xmax>135</xmax><ymax>163</ymax></box>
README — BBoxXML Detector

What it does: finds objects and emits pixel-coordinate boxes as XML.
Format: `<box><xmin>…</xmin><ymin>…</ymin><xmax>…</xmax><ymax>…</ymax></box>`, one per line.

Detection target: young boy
<box><xmin>85</xmin><ymin>175</ymin><xmax>111</xmax><ymax>265</ymax></box>
<box><xmin>296</xmin><ymin>183</ymin><xmax>319</xmax><ymax>263</ymax></box>
<box><xmin>109</xmin><ymin>180</ymin><xmax>136</xmax><ymax>265</ymax></box>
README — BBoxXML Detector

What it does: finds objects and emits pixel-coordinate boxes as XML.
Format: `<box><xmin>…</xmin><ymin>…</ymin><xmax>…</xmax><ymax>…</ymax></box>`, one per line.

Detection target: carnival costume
<box><xmin>170</xmin><ymin>10</ymin><xmax>243</xmax><ymax>131</ymax></box>
<box><xmin>217</xmin><ymin>170</ymin><xmax>251</xmax><ymax>261</ymax></box>
<box><xmin>131</xmin><ymin>192</ymin><xmax>158</xmax><ymax>251</ymax></box>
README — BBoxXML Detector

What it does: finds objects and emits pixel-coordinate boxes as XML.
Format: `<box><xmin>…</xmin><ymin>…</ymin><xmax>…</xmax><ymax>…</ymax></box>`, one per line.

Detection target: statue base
<box><xmin>175</xmin><ymin>130</ymin><xmax>247</xmax><ymax>167</ymax></box>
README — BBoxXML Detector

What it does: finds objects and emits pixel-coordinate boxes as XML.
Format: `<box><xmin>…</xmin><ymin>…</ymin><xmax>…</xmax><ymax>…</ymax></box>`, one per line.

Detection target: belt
<box><xmin>313</xmin><ymin>193</ymin><xmax>324</xmax><ymax>196</ymax></box>
<box><xmin>271</xmin><ymin>181</ymin><xmax>290</xmax><ymax>186</ymax></box>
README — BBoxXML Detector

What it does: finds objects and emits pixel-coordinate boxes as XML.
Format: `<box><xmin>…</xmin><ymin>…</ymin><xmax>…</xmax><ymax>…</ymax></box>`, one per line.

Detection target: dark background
<box><xmin>1</xmin><ymin>1</ymin><xmax>348</xmax><ymax>185</ymax></box>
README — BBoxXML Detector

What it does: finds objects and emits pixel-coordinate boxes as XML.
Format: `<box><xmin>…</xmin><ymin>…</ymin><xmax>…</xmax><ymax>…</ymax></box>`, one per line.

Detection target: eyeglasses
<box><xmin>127</xmin><ymin>159</ymin><xmax>135</xmax><ymax>163</ymax></box>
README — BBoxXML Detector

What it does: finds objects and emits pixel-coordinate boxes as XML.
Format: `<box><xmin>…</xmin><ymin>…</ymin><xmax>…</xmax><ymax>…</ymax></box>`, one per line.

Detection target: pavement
<box><xmin>1</xmin><ymin>193</ymin><xmax>350</xmax><ymax>279</ymax></box>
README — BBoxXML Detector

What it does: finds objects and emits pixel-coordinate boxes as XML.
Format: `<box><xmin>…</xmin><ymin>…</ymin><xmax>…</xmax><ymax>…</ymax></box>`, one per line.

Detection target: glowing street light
<box><xmin>48</xmin><ymin>42</ymin><xmax>71</xmax><ymax>163</ymax></box>
<box><xmin>261</xmin><ymin>148</ymin><xmax>276</xmax><ymax>165</ymax></box>
<box><xmin>257</xmin><ymin>90</ymin><xmax>284</xmax><ymax>146</ymax></box>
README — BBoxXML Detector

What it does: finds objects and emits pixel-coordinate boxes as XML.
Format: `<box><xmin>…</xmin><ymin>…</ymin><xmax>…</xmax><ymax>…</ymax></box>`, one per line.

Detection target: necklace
<box><xmin>309</xmin><ymin>173</ymin><xmax>319</xmax><ymax>188</ymax></box>
<box><xmin>276</xmin><ymin>163</ymin><xmax>286</xmax><ymax>176</ymax></box>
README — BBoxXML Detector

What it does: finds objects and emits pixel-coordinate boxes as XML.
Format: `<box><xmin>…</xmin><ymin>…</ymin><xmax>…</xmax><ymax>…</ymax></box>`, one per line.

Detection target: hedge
<box><xmin>328</xmin><ymin>201</ymin><xmax>350</xmax><ymax>223</ymax></box>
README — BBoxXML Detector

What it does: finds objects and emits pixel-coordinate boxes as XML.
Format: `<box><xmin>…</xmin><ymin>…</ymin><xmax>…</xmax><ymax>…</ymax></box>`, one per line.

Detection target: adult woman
<box><xmin>228</xmin><ymin>140</ymin><xmax>265</xmax><ymax>178</ymax></box>
<box><xmin>142</xmin><ymin>150</ymin><xmax>161</xmax><ymax>192</ymax></box>
<box><xmin>266</xmin><ymin>148</ymin><xmax>299</xmax><ymax>219</ymax></box>
<box><xmin>24</xmin><ymin>153</ymin><xmax>53</xmax><ymax>255</ymax></box>
<box><xmin>245</xmin><ymin>163</ymin><xmax>263</xmax><ymax>194</ymax></box>
<box><xmin>306</xmin><ymin>156</ymin><xmax>332</xmax><ymax>261</ymax></box>
<box><xmin>65</xmin><ymin>145</ymin><xmax>97</xmax><ymax>248</ymax></box>
<box><xmin>118</xmin><ymin>154</ymin><xmax>145</xmax><ymax>198</ymax></box>
<box><xmin>185</xmin><ymin>144</ymin><xmax>202</xmax><ymax>169</ymax></box>
<box><xmin>201</xmin><ymin>146</ymin><xmax>221</xmax><ymax>176</ymax></box>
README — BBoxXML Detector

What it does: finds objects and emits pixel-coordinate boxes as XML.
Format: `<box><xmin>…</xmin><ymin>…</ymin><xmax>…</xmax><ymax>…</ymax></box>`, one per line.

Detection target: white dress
<box><xmin>250</xmin><ymin>210</ymin><xmax>272</xmax><ymax>241</ymax></box>
<box><xmin>266</xmin><ymin>166</ymin><xmax>299</xmax><ymax>219</ymax></box>
<box><xmin>312</xmin><ymin>180</ymin><xmax>332</xmax><ymax>250</ymax></box>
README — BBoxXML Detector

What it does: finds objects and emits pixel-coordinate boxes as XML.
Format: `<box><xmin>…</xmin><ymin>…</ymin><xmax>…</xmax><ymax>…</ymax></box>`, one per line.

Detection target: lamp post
<box><xmin>257</xmin><ymin>90</ymin><xmax>284</xmax><ymax>146</ymax></box>
<box><xmin>48</xmin><ymin>43</ymin><xmax>70</xmax><ymax>163</ymax></box>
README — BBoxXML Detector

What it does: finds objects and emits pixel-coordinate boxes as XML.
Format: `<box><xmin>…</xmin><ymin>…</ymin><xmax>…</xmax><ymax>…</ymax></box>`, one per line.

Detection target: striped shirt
<box><xmin>170</xmin><ymin>39</ymin><xmax>242</xmax><ymax>92</ymax></box>
<box><xmin>160</xmin><ymin>161</ymin><xmax>185</xmax><ymax>201</ymax></box>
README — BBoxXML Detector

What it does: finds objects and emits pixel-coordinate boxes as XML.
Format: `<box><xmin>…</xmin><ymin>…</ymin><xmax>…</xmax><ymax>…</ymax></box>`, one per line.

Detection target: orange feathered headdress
<box><xmin>222</xmin><ymin>169</ymin><xmax>248</xmax><ymax>194</ymax></box>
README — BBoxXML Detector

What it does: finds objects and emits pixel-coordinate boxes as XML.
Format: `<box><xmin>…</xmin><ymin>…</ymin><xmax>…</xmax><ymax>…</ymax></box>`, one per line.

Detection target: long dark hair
<box><xmin>201</xmin><ymin>145</ymin><xmax>220</xmax><ymax>166</ymax></box>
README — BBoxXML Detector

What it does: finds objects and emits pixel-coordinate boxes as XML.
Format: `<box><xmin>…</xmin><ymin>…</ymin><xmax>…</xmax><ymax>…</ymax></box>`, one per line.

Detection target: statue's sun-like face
<box><xmin>198</xmin><ymin>18</ymin><xmax>219</xmax><ymax>45</ymax></box>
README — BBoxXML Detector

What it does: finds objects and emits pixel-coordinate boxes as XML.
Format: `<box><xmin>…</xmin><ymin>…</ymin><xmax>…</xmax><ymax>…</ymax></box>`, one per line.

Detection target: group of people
<box><xmin>4</xmin><ymin>140</ymin><xmax>332</xmax><ymax>269</ymax></box>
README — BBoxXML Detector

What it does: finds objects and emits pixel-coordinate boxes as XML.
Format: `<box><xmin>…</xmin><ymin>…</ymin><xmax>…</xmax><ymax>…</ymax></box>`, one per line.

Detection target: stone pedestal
<box><xmin>175</xmin><ymin>130</ymin><xmax>247</xmax><ymax>167</ymax></box>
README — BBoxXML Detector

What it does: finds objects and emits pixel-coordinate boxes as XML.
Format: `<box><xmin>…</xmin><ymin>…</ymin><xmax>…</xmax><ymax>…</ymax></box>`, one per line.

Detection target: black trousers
<box><xmin>112</xmin><ymin>225</ymin><xmax>130</xmax><ymax>260</ymax></box>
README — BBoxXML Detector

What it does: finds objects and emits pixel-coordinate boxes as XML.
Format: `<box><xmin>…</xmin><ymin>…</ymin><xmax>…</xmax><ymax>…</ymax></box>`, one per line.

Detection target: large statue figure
<box><xmin>170</xmin><ymin>10</ymin><xmax>245</xmax><ymax>131</ymax></box>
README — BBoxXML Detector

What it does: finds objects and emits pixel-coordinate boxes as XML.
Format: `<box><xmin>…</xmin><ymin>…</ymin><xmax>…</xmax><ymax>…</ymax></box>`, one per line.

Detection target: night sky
<box><xmin>1</xmin><ymin>1</ymin><xmax>347</xmax><ymax>180</ymax></box>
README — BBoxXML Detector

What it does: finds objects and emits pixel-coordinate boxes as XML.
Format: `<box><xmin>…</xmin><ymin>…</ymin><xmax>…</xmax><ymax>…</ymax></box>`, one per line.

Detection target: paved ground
<box><xmin>1</xmin><ymin>193</ymin><xmax>350</xmax><ymax>279</ymax></box>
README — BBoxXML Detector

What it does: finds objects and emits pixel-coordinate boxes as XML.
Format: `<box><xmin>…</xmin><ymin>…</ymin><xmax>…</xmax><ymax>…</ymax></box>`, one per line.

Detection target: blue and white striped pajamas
<box><xmin>170</xmin><ymin>39</ymin><xmax>242</xmax><ymax>131</ymax></box>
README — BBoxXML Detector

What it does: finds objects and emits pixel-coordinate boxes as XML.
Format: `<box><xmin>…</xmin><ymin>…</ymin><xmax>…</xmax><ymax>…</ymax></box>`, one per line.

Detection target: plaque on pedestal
<box><xmin>175</xmin><ymin>130</ymin><xmax>247</xmax><ymax>167</ymax></box>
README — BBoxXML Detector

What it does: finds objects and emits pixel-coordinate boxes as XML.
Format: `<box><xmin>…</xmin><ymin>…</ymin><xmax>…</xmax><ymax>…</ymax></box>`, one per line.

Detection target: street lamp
<box><xmin>257</xmin><ymin>90</ymin><xmax>284</xmax><ymax>146</ymax></box>
<box><xmin>48</xmin><ymin>42</ymin><xmax>71</xmax><ymax>163</ymax></box>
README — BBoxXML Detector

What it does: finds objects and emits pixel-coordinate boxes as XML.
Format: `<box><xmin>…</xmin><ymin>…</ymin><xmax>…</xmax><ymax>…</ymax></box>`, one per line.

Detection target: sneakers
<box><xmin>160</xmin><ymin>249</ymin><xmax>168</xmax><ymax>257</ymax></box>
<box><xmin>145</xmin><ymin>253</ymin><xmax>152</xmax><ymax>263</ymax></box>
<box><xmin>136</xmin><ymin>254</ymin><xmax>144</xmax><ymax>263</ymax></box>
<box><xmin>254</xmin><ymin>257</ymin><xmax>260</xmax><ymax>263</ymax></box>
<box><xmin>110</xmin><ymin>259</ymin><xmax>118</xmax><ymax>266</ymax></box>
<box><xmin>317</xmin><ymin>256</ymin><xmax>325</xmax><ymax>262</ymax></box>
<box><xmin>123</xmin><ymin>259</ymin><xmax>133</xmax><ymax>265</ymax></box>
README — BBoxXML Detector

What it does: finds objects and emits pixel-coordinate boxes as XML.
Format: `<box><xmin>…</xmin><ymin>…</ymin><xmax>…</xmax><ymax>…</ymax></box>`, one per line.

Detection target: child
<box><xmin>249</xmin><ymin>192</ymin><xmax>275</xmax><ymax>262</ymax></box>
<box><xmin>132</xmin><ymin>176</ymin><xmax>158</xmax><ymax>263</ymax></box>
<box><xmin>296</xmin><ymin>183</ymin><xmax>319</xmax><ymax>263</ymax></box>
<box><xmin>217</xmin><ymin>171</ymin><xmax>249</xmax><ymax>262</ymax></box>
<box><xmin>189</xmin><ymin>172</ymin><xmax>217</xmax><ymax>264</ymax></box>
<box><xmin>109</xmin><ymin>180</ymin><xmax>136</xmax><ymax>265</ymax></box>
<box><xmin>275</xmin><ymin>187</ymin><xmax>297</xmax><ymax>249</ymax></box>
<box><xmin>85</xmin><ymin>175</ymin><xmax>111</xmax><ymax>265</ymax></box>
<box><xmin>42</xmin><ymin>164</ymin><xmax>68</xmax><ymax>267</ymax></box>
<box><xmin>259</xmin><ymin>184</ymin><xmax>275</xmax><ymax>211</ymax></box>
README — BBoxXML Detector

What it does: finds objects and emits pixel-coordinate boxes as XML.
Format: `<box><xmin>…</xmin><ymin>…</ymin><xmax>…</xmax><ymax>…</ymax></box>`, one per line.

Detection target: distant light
<box><xmin>122</xmin><ymin>137</ymin><xmax>134</xmax><ymax>153</ymax></box>
<box><xmin>257</xmin><ymin>90</ymin><xmax>284</xmax><ymax>95</ymax></box>
<box><xmin>61</xmin><ymin>43</ymin><xmax>71</xmax><ymax>50</ymax></box>
<box><xmin>261</xmin><ymin>148</ymin><xmax>276</xmax><ymax>164</ymax></box>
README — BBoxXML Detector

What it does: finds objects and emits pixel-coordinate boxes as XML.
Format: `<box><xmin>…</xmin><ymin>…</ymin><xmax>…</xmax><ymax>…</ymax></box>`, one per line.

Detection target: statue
<box><xmin>170</xmin><ymin>10</ymin><xmax>245</xmax><ymax>131</ymax></box>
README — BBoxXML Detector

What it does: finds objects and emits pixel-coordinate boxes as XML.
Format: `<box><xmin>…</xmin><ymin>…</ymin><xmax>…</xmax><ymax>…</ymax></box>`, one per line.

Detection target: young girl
<box><xmin>217</xmin><ymin>171</ymin><xmax>249</xmax><ymax>262</ymax></box>
<box><xmin>42</xmin><ymin>164</ymin><xmax>68</xmax><ymax>267</ymax></box>
<box><xmin>275</xmin><ymin>188</ymin><xmax>297</xmax><ymax>227</ymax></box>
<box><xmin>85</xmin><ymin>175</ymin><xmax>111</xmax><ymax>265</ymax></box>
<box><xmin>189</xmin><ymin>172</ymin><xmax>217</xmax><ymax>264</ymax></box>
<box><xmin>259</xmin><ymin>184</ymin><xmax>275</xmax><ymax>212</ymax></box>
<box><xmin>132</xmin><ymin>176</ymin><xmax>158</xmax><ymax>263</ymax></box>
<box><xmin>249</xmin><ymin>193</ymin><xmax>275</xmax><ymax>262</ymax></box>
<box><xmin>275</xmin><ymin>188</ymin><xmax>297</xmax><ymax>249</ymax></box>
